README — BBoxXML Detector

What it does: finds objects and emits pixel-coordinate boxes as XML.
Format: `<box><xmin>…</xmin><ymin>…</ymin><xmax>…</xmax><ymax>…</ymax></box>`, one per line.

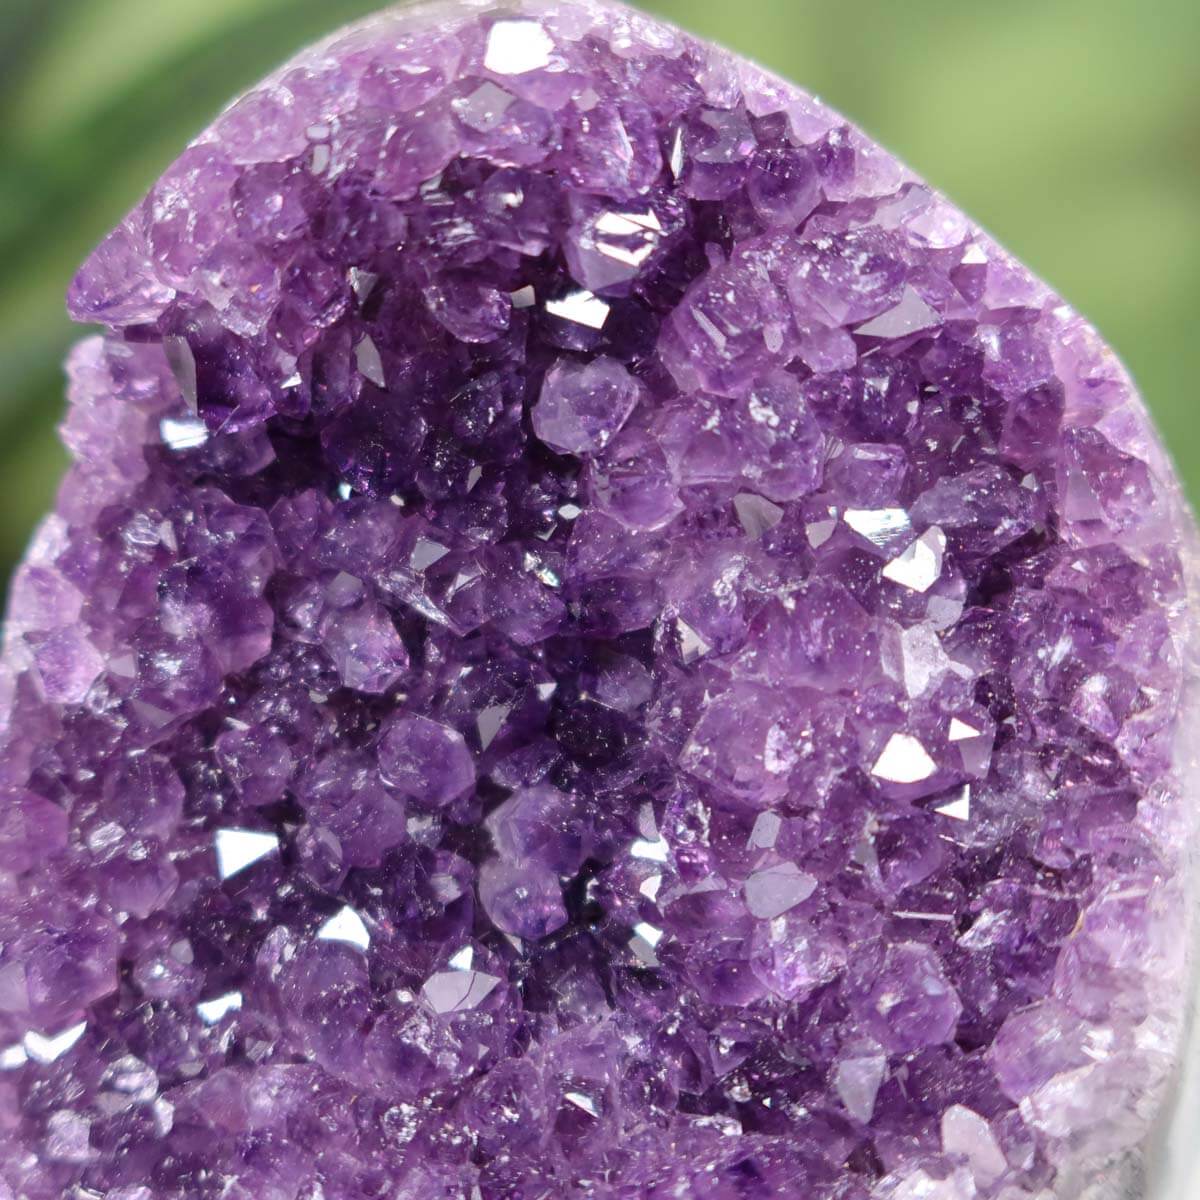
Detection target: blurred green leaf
<box><xmin>0</xmin><ymin>0</ymin><xmax>78</xmax><ymax>110</ymax></box>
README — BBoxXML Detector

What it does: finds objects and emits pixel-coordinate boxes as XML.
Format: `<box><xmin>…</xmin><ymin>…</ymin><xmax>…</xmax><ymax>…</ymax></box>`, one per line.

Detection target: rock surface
<box><xmin>2</xmin><ymin>1</ymin><xmax>1198</xmax><ymax>1196</ymax></box>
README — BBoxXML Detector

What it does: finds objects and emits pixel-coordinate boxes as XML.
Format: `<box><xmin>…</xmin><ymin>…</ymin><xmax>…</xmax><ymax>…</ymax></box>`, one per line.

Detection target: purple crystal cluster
<box><xmin>3</xmin><ymin>1</ymin><xmax>1198</xmax><ymax>1196</ymax></box>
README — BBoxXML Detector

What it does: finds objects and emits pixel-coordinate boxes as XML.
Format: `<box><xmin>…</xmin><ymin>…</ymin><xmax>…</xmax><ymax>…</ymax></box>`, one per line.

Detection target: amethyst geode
<box><xmin>3</xmin><ymin>1</ymin><xmax>1199</xmax><ymax>1197</ymax></box>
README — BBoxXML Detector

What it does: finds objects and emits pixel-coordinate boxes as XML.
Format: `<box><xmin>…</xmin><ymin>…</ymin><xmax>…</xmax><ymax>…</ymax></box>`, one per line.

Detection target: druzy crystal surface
<box><xmin>3</xmin><ymin>1</ymin><xmax>1199</xmax><ymax>1196</ymax></box>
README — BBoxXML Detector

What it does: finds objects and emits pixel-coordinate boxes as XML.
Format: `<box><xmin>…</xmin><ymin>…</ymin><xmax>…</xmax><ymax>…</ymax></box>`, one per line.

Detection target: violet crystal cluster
<box><xmin>3</xmin><ymin>1</ymin><xmax>1199</xmax><ymax>1197</ymax></box>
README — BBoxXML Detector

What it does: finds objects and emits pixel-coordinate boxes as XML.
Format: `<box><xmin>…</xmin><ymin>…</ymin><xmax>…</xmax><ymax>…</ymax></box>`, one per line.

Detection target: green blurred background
<box><xmin>1</xmin><ymin>0</ymin><xmax>1198</xmax><ymax>600</ymax></box>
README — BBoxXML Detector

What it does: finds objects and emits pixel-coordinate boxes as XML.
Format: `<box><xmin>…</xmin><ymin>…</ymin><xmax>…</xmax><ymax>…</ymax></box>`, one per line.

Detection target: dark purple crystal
<box><xmin>3</xmin><ymin>1</ymin><xmax>1198</xmax><ymax>1197</ymax></box>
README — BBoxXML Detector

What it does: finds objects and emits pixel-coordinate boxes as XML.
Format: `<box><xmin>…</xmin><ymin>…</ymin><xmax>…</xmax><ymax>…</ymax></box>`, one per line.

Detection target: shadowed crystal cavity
<box><xmin>3</xmin><ymin>0</ymin><xmax>1198</xmax><ymax>1197</ymax></box>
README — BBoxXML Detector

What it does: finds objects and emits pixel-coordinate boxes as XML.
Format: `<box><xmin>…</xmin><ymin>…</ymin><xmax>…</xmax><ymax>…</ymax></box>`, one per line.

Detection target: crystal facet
<box><xmin>3</xmin><ymin>0</ymin><xmax>1198</xmax><ymax>1196</ymax></box>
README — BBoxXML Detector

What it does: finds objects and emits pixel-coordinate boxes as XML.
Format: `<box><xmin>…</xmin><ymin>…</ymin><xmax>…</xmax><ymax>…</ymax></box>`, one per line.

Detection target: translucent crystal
<box><xmin>4</xmin><ymin>0</ymin><xmax>1198</xmax><ymax>1197</ymax></box>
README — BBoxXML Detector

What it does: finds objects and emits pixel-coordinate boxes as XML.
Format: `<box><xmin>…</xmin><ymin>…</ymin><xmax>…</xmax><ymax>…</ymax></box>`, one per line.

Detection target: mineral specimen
<box><xmin>2</xmin><ymin>0</ymin><xmax>1197</xmax><ymax>1197</ymax></box>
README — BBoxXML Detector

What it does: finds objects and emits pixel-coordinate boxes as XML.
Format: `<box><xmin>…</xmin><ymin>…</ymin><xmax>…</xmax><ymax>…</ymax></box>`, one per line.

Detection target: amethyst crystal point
<box><xmin>4</xmin><ymin>0</ymin><xmax>1198</xmax><ymax>1196</ymax></box>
